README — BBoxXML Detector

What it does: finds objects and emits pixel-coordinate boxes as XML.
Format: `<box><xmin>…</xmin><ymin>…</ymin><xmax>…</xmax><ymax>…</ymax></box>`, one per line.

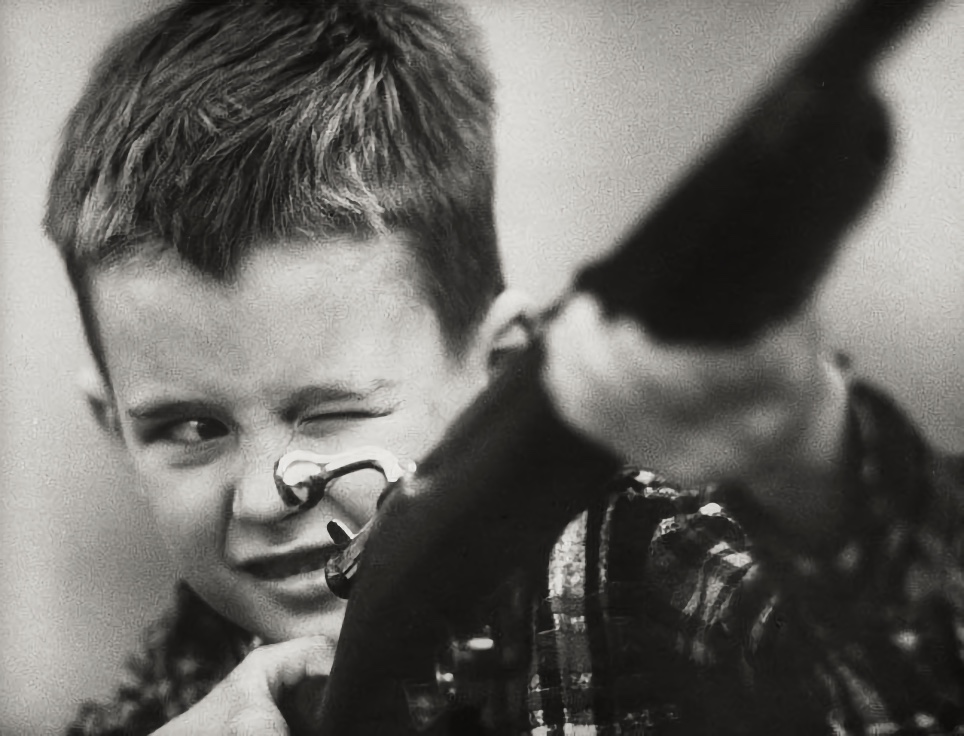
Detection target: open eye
<box><xmin>158</xmin><ymin>418</ymin><xmax>230</xmax><ymax>445</ymax></box>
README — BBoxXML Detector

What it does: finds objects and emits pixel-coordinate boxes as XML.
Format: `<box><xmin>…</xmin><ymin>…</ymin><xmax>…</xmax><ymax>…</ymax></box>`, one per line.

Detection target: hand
<box><xmin>152</xmin><ymin>636</ymin><xmax>335</xmax><ymax>736</ymax></box>
<box><xmin>542</xmin><ymin>293</ymin><xmax>848</xmax><ymax>531</ymax></box>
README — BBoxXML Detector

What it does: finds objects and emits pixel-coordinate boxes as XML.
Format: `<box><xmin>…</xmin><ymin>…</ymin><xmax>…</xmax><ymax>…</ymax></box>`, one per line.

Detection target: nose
<box><xmin>273</xmin><ymin>447</ymin><xmax>415</xmax><ymax>511</ymax></box>
<box><xmin>231</xmin><ymin>452</ymin><xmax>299</xmax><ymax>523</ymax></box>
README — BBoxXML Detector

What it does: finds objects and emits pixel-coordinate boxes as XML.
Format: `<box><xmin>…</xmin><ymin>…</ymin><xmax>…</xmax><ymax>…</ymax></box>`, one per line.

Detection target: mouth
<box><xmin>240</xmin><ymin>545</ymin><xmax>341</xmax><ymax>581</ymax></box>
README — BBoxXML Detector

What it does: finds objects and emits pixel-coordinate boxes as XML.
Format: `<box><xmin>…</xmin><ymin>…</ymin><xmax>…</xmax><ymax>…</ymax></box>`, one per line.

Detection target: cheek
<box><xmin>139</xmin><ymin>467</ymin><xmax>226</xmax><ymax>569</ymax></box>
<box><xmin>416</xmin><ymin>376</ymin><xmax>479</xmax><ymax>441</ymax></box>
<box><xmin>324</xmin><ymin>468</ymin><xmax>392</xmax><ymax>521</ymax></box>
<box><xmin>381</xmin><ymin>398</ymin><xmax>465</xmax><ymax>462</ymax></box>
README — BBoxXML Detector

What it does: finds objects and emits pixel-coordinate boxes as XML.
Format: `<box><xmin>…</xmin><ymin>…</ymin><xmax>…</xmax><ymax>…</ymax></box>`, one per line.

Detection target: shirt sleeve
<box><xmin>609</xmin><ymin>379</ymin><xmax>964</xmax><ymax>734</ymax></box>
<box><xmin>710</xmin><ymin>379</ymin><xmax>964</xmax><ymax>733</ymax></box>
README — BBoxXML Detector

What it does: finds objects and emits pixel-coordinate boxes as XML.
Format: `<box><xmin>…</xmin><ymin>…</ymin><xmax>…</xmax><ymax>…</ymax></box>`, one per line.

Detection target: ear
<box><xmin>473</xmin><ymin>289</ymin><xmax>537</xmax><ymax>373</ymax></box>
<box><xmin>76</xmin><ymin>364</ymin><xmax>121</xmax><ymax>439</ymax></box>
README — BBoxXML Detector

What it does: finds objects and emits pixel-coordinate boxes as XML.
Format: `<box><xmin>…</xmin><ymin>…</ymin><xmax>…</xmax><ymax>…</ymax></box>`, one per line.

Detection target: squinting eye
<box><xmin>297</xmin><ymin>410</ymin><xmax>391</xmax><ymax>436</ymax></box>
<box><xmin>163</xmin><ymin>418</ymin><xmax>230</xmax><ymax>444</ymax></box>
<box><xmin>301</xmin><ymin>410</ymin><xmax>390</xmax><ymax>425</ymax></box>
<box><xmin>304</xmin><ymin>411</ymin><xmax>379</xmax><ymax>422</ymax></box>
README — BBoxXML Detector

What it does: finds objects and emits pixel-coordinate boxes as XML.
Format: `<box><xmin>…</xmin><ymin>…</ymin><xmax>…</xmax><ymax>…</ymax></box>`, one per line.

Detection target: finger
<box><xmin>544</xmin><ymin>294</ymin><xmax>654</xmax><ymax>421</ymax></box>
<box><xmin>226</xmin><ymin>708</ymin><xmax>289</xmax><ymax>736</ymax></box>
<box><xmin>237</xmin><ymin>636</ymin><xmax>336</xmax><ymax>701</ymax></box>
<box><xmin>553</xmin><ymin>294</ymin><xmax>635</xmax><ymax>374</ymax></box>
<box><xmin>542</xmin><ymin>298</ymin><xmax>603</xmax><ymax>429</ymax></box>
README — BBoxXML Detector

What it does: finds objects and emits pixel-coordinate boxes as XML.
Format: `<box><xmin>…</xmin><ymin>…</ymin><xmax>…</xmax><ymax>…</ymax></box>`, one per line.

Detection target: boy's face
<box><xmin>90</xmin><ymin>236</ymin><xmax>492</xmax><ymax>644</ymax></box>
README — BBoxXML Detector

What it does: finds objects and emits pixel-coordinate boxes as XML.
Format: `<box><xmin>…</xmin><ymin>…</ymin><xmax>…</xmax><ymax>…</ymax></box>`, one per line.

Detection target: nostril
<box><xmin>274</xmin><ymin>451</ymin><xmax>332</xmax><ymax>511</ymax></box>
<box><xmin>273</xmin><ymin>446</ymin><xmax>416</xmax><ymax>513</ymax></box>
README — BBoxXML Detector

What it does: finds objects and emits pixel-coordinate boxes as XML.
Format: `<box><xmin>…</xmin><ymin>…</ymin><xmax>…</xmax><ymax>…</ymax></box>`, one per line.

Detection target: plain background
<box><xmin>1</xmin><ymin>0</ymin><xmax>962</xmax><ymax>732</ymax></box>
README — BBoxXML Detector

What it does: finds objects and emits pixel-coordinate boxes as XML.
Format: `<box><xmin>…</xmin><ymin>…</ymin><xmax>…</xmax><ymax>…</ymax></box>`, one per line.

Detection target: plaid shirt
<box><xmin>68</xmin><ymin>380</ymin><xmax>964</xmax><ymax>735</ymax></box>
<box><xmin>519</xmin><ymin>381</ymin><xmax>964</xmax><ymax>735</ymax></box>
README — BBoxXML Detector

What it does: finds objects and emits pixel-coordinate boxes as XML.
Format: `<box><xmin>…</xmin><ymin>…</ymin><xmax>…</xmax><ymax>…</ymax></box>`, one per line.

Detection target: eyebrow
<box><xmin>126</xmin><ymin>398</ymin><xmax>222</xmax><ymax>423</ymax></box>
<box><xmin>125</xmin><ymin>380</ymin><xmax>399</xmax><ymax>423</ymax></box>
<box><xmin>277</xmin><ymin>380</ymin><xmax>399</xmax><ymax>422</ymax></box>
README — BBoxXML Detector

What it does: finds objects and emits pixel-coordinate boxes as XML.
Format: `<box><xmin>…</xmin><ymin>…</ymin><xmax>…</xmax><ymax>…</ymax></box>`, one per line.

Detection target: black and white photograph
<box><xmin>1</xmin><ymin>0</ymin><xmax>962</xmax><ymax>733</ymax></box>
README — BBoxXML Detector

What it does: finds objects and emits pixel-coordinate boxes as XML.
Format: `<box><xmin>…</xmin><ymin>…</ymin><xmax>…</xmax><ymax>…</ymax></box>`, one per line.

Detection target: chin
<box><xmin>254</xmin><ymin>600</ymin><xmax>347</xmax><ymax>645</ymax></box>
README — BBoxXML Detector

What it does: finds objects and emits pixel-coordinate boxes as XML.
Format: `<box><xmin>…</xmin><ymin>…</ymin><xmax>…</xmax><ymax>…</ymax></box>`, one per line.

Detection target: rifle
<box><xmin>289</xmin><ymin>0</ymin><xmax>943</xmax><ymax>732</ymax></box>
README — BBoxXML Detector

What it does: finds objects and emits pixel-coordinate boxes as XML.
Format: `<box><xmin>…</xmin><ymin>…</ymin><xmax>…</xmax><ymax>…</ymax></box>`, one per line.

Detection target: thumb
<box><xmin>238</xmin><ymin>635</ymin><xmax>336</xmax><ymax>702</ymax></box>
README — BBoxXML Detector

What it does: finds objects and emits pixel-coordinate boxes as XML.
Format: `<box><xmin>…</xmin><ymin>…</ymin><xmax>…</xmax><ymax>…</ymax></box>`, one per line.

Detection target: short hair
<box><xmin>45</xmin><ymin>0</ymin><xmax>504</xmax><ymax>376</ymax></box>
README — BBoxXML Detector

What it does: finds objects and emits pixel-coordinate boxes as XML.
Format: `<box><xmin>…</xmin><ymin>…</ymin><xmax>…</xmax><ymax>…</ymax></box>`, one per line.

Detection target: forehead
<box><xmin>89</xmin><ymin>236</ymin><xmax>441</xmax><ymax>398</ymax></box>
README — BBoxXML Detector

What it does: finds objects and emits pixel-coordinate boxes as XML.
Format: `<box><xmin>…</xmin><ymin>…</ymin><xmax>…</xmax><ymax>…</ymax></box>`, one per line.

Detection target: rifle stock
<box><xmin>310</xmin><ymin>0</ymin><xmax>941</xmax><ymax>732</ymax></box>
